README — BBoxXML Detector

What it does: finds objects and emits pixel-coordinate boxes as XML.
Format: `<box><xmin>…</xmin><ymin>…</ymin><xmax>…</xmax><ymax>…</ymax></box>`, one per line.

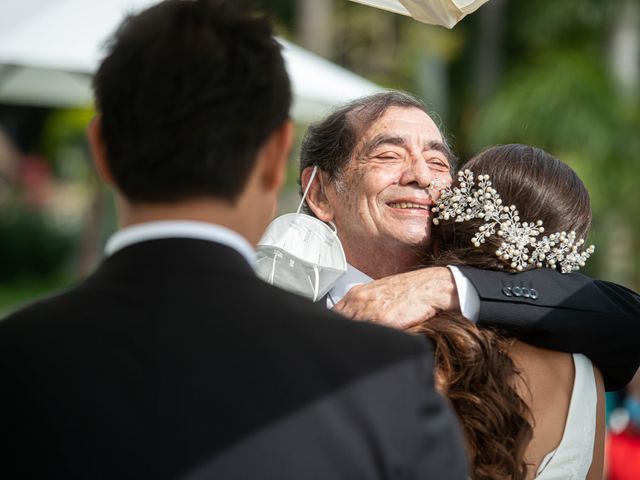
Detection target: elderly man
<box><xmin>300</xmin><ymin>91</ymin><xmax>640</xmax><ymax>391</ymax></box>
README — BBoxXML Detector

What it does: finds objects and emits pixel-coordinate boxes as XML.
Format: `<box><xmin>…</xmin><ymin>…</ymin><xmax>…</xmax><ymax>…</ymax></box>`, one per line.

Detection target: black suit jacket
<box><xmin>0</xmin><ymin>239</ymin><xmax>467</xmax><ymax>480</ymax></box>
<box><xmin>459</xmin><ymin>266</ymin><xmax>640</xmax><ymax>390</ymax></box>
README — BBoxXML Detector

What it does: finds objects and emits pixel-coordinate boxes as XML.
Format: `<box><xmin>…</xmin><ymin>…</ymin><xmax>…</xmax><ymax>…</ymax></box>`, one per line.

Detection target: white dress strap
<box><xmin>535</xmin><ymin>353</ymin><xmax>597</xmax><ymax>479</ymax></box>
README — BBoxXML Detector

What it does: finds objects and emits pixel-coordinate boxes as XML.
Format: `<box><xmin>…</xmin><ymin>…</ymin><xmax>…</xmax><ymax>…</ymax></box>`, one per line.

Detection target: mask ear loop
<box><xmin>297</xmin><ymin>166</ymin><xmax>338</xmax><ymax>235</ymax></box>
<box><xmin>297</xmin><ymin>165</ymin><xmax>318</xmax><ymax>214</ymax></box>
<box><xmin>268</xmin><ymin>253</ymin><xmax>277</xmax><ymax>284</ymax></box>
<box><xmin>312</xmin><ymin>265</ymin><xmax>320</xmax><ymax>302</ymax></box>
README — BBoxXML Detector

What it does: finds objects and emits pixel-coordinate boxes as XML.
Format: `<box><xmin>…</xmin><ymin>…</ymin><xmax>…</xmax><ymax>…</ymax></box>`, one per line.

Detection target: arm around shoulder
<box><xmin>458</xmin><ymin>266</ymin><xmax>640</xmax><ymax>391</ymax></box>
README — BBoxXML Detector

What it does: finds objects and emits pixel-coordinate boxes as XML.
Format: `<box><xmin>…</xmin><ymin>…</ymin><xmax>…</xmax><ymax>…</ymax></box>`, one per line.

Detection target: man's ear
<box><xmin>300</xmin><ymin>166</ymin><xmax>334</xmax><ymax>222</ymax></box>
<box><xmin>87</xmin><ymin>115</ymin><xmax>114</xmax><ymax>185</ymax></box>
<box><xmin>260</xmin><ymin>120</ymin><xmax>294</xmax><ymax>193</ymax></box>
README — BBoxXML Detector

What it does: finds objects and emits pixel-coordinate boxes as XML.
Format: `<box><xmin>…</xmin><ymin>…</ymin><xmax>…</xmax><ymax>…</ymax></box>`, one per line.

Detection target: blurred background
<box><xmin>0</xmin><ymin>0</ymin><xmax>638</xmax><ymax>318</ymax></box>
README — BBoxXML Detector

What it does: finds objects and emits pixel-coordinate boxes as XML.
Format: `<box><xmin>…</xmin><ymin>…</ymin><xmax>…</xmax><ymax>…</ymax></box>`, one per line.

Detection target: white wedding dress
<box><xmin>534</xmin><ymin>353</ymin><xmax>598</xmax><ymax>479</ymax></box>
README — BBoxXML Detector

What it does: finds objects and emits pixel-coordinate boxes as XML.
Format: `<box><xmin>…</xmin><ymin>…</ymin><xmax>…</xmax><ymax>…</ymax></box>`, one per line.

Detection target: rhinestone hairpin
<box><xmin>429</xmin><ymin>170</ymin><xmax>595</xmax><ymax>273</ymax></box>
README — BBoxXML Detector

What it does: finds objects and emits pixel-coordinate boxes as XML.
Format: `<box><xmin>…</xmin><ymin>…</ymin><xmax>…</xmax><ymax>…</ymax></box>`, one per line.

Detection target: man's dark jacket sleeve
<box><xmin>458</xmin><ymin>266</ymin><xmax>640</xmax><ymax>391</ymax></box>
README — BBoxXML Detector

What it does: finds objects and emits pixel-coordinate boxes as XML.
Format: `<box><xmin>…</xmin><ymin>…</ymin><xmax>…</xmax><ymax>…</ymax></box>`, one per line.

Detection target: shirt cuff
<box><xmin>448</xmin><ymin>265</ymin><xmax>480</xmax><ymax>323</ymax></box>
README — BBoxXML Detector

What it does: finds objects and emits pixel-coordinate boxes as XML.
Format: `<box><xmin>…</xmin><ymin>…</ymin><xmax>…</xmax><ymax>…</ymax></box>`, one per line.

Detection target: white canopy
<box><xmin>349</xmin><ymin>0</ymin><xmax>489</xmax><ymax>29</ymax></box>
<box><xmin>0</xmin><ymin>0</ymin><xmax>381</xmax><ymax>122</ymax></box>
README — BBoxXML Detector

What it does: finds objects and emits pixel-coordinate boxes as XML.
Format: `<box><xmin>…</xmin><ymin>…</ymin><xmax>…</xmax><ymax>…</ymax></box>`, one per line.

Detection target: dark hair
<box><xmin>298</xmin><ymin>91</ymin><xmax>456</xmax><ymax>213</ymax></box>
<box><xmin>416</xmin><ymin>144</ymin><xmax>593</xmax><ymax>479</ymax></box>
<box><xmin>93</xmin><ymin>0</ymin><xmax>291</xmax><ymax>203</ymax></box>
<box><xmin>410</xmin><ymin>314</ymin><xmax>531</xmax><ymax>480</ymax></box>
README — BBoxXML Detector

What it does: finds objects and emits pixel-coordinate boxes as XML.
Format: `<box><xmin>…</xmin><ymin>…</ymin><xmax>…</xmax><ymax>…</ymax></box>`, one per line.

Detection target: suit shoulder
<box><xmin>0</xmin><ymin>284</ymin><xmax>82</xmax><ymax>337</ymax></box>
<box><xmin>251</xmin><ymin>280</ymin><xmax>432</xmax><ymax>358</ymax></box>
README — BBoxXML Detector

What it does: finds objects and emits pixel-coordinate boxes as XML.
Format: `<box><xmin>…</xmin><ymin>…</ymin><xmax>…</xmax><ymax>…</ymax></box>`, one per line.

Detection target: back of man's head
<box><xmin>93</xmin><ymin>0</ymin><xmax>291</xmax><ymax>204</ymax></box>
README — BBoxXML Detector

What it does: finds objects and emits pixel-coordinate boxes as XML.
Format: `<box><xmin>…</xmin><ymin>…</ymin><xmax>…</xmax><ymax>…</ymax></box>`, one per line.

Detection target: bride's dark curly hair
<box><xmin>415</xmin><ymin>144</ymin><xmax>592</xmax><ymax>480</ymax></box>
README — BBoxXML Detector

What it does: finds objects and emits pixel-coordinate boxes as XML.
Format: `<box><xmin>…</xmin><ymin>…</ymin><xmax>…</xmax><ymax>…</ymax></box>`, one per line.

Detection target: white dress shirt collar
<box><xmin>104</xmin><ymin>220</ymin><xmax>255</xmax><ymax>265</ymax></box>
<box><xmin>326</xmin><ymin>263</ymin><xmax>373</xmax><ymax>308</ymax></box>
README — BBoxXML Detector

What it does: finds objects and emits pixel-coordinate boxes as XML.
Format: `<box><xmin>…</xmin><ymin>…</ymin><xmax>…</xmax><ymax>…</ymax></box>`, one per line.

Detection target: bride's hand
<box><xmin>332</xmin><ymin>267</ymin><xmax>460</xmax><ymax>330</ymax></box>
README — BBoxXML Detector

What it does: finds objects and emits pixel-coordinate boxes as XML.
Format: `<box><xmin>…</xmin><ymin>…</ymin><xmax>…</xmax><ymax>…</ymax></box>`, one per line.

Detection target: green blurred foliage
<box><xmin>40</xmin><ymin>108</ymin><xmax>96</xmax><ymax>182</ymax></box>
<box><xmin>0</xmin><ymin>208</ymin><xmax>75</xmax><ymax>283</ymax></box>
<box><xmin>0</xmin><ymin>108</ymin><xmax>92</xmax><ymax>313</ymax></box>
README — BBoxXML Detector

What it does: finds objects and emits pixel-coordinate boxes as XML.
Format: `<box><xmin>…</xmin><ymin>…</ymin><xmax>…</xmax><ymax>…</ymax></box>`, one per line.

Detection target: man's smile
<box><xmin>386</xmin><ymin>198</ymin><xmax>432</xmax><ymax>214</ymax></box>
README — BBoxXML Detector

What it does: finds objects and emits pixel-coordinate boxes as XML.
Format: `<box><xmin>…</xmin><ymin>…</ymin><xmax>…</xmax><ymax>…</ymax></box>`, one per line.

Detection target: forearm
<box><xmin>333</xmin><ymin>267</ymin><xmax>459</xmax><ymax>329</ymax></box>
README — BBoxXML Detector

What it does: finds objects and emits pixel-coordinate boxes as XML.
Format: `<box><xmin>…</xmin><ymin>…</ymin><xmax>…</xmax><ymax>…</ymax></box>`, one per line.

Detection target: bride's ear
<box><xmin>300</xmin><ymin>167</ymin><xmax>334</xmax><ymax>222</ymax></box>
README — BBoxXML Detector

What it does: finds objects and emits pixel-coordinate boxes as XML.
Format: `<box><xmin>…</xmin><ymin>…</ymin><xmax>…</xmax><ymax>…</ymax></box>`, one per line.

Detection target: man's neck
<box><xmin>119</xmin><ymin>198</ymin><xmax>260</xmax><ymax>246</ymax></box>
<box><xmin>345</xmin><ymin>246</ymin><xmax>422</xmax><ymax>280</ymax></box>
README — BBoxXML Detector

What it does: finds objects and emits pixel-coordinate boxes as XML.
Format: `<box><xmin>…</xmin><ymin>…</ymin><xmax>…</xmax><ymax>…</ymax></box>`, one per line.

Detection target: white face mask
<box><xmin>255</xmin><ymin>166</ymin><xmax>347</xmax><ymax>301</ymax></box>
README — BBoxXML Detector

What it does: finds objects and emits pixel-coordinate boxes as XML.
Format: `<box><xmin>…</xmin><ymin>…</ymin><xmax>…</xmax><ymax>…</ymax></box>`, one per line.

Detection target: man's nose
<box><xmin>398</xmin><ymin>155</ymin><xmax>432</xmax><ymax>188</ymax></box>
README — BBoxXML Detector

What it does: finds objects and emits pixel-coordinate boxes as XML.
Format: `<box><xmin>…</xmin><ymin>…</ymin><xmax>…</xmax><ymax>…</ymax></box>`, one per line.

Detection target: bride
<box><xmin>404</xmin><ymin>144</ymin><xmax>604</xmax><ymax>479</ymax></box>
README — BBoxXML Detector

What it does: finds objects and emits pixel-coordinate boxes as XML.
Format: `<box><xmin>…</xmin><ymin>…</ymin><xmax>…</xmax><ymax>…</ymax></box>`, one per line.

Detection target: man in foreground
<box><xmin>299</xmin><ymin>91</ymin><xmax>640</xmax><ymax>391</ymax></box>
<box><xmin>0</xmin><ymin>2</ymin><xmax>467</xmax><ymax>479</ymax></box>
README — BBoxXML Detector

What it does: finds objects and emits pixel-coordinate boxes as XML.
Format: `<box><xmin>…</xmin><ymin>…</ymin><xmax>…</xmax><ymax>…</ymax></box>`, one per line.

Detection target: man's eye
<box><xmin>428</xmin><ymin>158</ymin><xmax>450</xmax><ymax>170</ymax></box>
<box><xmin>375</xmin><ymin>152</ymin><xmax>401</xmax><ymax>160</ymax></box>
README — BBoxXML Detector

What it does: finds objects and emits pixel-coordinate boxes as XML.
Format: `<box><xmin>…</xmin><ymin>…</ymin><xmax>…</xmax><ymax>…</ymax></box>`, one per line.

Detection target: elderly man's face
<box><xmin>329</xmin><ymin>106</ymin><xmax>452</xmax><ymax>251</ymax></box>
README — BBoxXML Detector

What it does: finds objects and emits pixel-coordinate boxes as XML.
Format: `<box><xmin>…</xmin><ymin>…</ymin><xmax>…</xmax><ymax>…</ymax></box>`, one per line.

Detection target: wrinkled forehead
<box><xmin>352</xmin><ymin>106</ymin><xmax>444</xmax><ymax>158</ymax></box>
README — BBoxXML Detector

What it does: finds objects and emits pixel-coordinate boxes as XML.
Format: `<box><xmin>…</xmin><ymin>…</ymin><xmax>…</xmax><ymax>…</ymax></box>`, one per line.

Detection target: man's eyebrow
<box><xmin>426</xmin><ymin>141</ymin><xmax>454</xmax><ymax>164</ymax></box>
<box><xmin>360</xmin><ymin>134</ymin><xmax>408</xmax><ymax>157</ymax></box>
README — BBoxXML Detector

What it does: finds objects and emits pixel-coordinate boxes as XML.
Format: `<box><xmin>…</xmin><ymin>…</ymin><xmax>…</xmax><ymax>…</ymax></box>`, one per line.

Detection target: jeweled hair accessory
<box><xmin>429</xmin><ymin>170</ymin><xmax>595</xmax><ymax>273</ymax></box>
